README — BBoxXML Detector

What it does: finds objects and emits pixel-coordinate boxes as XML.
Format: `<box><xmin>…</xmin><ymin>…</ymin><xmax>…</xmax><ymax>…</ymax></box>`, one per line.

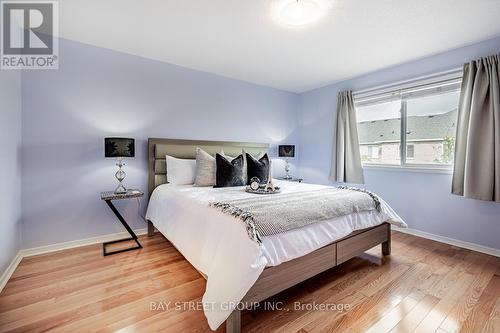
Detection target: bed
<box><xmin>145</xmin><ymin>138</ymin><xmax>406</xmax><ymax>333</ymax></box>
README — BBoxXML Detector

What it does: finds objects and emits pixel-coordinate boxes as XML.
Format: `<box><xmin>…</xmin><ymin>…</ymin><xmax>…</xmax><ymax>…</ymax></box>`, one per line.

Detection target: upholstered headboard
<box><xmin>148</xmin><ymin>138</ymin><xmax>269</xmax><ymax>197</ymax></box>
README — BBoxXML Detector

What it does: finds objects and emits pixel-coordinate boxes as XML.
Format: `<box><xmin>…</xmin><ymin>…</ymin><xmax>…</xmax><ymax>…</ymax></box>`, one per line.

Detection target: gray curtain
<box><xmin>330</xmin><ymin>91</ymin><xmax>364</xmax><ymax>184</ymax></box>
<box><xmin>452</xmin><ymin>54</ymin><xmax>500</xmax><ymax>202</ymax></box>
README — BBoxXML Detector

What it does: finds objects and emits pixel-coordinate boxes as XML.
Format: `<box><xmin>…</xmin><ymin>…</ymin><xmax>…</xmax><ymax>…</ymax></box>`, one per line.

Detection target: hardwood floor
<box><xmin>0</xmin><ymin>231</ymin><xmax>498</xmax><ymax>333</ymax></box>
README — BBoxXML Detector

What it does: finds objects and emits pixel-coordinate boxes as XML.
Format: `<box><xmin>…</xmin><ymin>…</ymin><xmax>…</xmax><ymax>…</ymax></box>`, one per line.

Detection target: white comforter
<box><xmin>145</xmin><ymin>180</ymin><xmax>406</xmax><ymax>330</ymax></box>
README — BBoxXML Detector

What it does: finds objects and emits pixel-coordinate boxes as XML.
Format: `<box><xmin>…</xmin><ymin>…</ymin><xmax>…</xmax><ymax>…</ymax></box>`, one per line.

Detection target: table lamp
<box><xmin>278</xmin><ymin>145</ymin><xmax>295</xmax><ymax>180</ymax></box>
<box><xmin>105</xmin><ymin>137</ymin><xmax>135</xmax><ymax>194</ymax></box>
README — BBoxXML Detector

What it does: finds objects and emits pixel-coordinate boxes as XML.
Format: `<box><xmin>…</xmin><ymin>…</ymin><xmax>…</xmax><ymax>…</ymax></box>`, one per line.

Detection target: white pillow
<box><xmin>166</xmin><ymin>155</ymin><xmax>196</xmax><ymax>185</ymax></box>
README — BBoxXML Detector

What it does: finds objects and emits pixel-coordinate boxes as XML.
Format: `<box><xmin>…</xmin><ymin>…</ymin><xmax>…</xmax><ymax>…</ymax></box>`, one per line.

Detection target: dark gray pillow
<box><xmin>214</xmin><ymin>153</ymin><xmax>245</xmax><ymax>188</ymax></box>
<box><xmin>246</xmin><ymin>153</ymin><xmax>269</xmax><ymax>184</ymax></box>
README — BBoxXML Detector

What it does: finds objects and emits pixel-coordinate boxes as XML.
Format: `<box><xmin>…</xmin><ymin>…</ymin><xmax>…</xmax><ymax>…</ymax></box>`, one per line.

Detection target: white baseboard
<box><xmin>20</xmin><ymin>228</ymin><xmax>148</xmax><ymax>257</ymax></box>
<box><xmin>0</xmin><ymin>251</ymin><xmax>23</xmax><ymax>292</ymax></box>
<box><xmin>0</xmin><ymin>228</ymin><xmax>147</xmax><ymax>293</ymax></box>
<box><xmin>392</xmin><ymin>226</ymin><xmax>500</xmax><ymax>257</ymax></box>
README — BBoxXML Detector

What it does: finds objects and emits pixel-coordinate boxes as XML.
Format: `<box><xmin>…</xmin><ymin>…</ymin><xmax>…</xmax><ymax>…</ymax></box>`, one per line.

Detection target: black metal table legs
<box><xmin>103</xmin><ymin>199</ymin><xmax>142</xmax><ymax>256</ymax></box>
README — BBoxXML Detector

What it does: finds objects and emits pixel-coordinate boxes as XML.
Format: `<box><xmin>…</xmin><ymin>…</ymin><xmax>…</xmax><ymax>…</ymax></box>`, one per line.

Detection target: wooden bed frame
<box><xmin>146</xmin><ymin>138</ymin><xmax>391</xmax><ymax>333</ymax></box>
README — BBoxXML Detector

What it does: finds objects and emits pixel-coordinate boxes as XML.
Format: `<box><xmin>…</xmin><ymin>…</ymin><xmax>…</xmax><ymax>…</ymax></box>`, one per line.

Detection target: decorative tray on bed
<box><xmin>245</xmin><ymin>185</ymin><xmax>281</xmax><ymax>195</ymax></box>
<box><xmin>245</xmin><ymin>177</ymin><xmax>281</xmax><ymax>194</ymax></box>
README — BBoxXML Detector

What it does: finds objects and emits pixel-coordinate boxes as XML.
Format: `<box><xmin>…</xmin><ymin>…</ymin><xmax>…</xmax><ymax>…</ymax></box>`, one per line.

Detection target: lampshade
<box><xmin>278</xmin><ymin>145</ymin><xmax>295</xmax><ymax>158</ymax></box>
<box><xmin>105</xmin><ymin>138</ymin><xmax>135</xmax><ymax>158</ymax></box>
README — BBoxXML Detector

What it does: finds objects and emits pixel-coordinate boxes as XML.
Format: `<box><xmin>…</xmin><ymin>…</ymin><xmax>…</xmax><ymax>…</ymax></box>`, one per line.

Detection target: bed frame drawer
<box><xmin>336</xmin><ymin>223</ymin><xmax>389</xmax><ymax>265</ymax></box>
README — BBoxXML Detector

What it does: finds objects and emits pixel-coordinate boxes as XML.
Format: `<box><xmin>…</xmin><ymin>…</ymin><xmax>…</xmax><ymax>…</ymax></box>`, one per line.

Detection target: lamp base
<box><xmin>114</xmin><ymin>183</ymin><xmax>127</xmax><ymax>194</ymax></box>
<box><xmin>114</xmin><ymin>158</ymin><xmax>127</xmax><ymax>194</ymax></box>
<box><xmin>284</xmin><ymin>158</ymin><xmax>292</xmax><ymax>180</ymax></box>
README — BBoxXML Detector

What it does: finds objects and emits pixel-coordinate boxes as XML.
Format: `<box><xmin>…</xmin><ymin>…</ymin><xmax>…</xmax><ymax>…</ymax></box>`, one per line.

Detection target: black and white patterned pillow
<box><xmin>246</xmin><ymin>153</ymin><xmax>269</xmax><ymax>184</ymax></box>
<box><xmin>214</xmin><ymin>153</ymin><xmax>246</xmax><ymax>188</ymax></box>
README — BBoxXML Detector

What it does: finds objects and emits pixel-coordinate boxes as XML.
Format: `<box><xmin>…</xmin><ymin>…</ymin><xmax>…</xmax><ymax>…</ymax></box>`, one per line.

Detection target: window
<box><xmin>354</xmin><ymin>71</ymin><xmax>461</xmax><ymax>168</ymax></box>
<box><xmin>406</xmin><ymin>144</ymin><xmax>414</xmax><ymax>159</ymax></box>
<box><xmin>357</xmin><ymin>100</ymin><xmax>401</xmax><ymax>165</ymax></box>
<box><xmin>405</xmin><ymin>90</ymin><xmax>459</xmax><ymax>165</ymax></box>
<box><xmin>360</xmin><ymin>145</ymin><xmax>381</xmax><ymax>161</ymax></box>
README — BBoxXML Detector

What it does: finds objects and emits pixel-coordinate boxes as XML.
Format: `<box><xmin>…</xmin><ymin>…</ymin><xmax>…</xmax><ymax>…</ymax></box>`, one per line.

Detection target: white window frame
<box><xmin>354</xmin><ymin>68</ymin><xmax>462</xmax><ymax>173</ymax></box>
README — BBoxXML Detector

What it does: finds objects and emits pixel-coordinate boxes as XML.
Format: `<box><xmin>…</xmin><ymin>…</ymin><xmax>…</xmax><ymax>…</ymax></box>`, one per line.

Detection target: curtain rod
<box><xmin>353</xmin><ymin>67</ymin><xmax>463</xmax><ymax>98</ymax></box>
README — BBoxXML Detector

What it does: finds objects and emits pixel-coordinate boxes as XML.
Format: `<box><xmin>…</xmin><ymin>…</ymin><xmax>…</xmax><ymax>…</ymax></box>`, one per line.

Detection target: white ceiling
<box><xmin>60</xmin><ymin>0</ymin><xmax>500</xmax><ymax>93</ymax></box>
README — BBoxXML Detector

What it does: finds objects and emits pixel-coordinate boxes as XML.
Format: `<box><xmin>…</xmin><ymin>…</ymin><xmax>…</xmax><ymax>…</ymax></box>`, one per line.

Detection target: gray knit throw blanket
<box><xmin>210</xmin><ymin>186</ymin><xmax>381</xmax><ymax>244</ymax></box>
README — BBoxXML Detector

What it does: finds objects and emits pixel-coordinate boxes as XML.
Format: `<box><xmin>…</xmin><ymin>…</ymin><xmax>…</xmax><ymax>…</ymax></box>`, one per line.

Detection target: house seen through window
<box><xmin>355</xmin><ymin>75</ymin><xmax>461</xmax><ymax>168</ymax></box>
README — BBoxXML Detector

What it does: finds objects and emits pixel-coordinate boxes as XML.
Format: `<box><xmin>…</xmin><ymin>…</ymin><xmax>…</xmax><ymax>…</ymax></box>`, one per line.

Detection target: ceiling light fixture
<box><xmin>278</xmin><ymin>0</ymin><xmax>322</xmax><ymax>26</ymax></box>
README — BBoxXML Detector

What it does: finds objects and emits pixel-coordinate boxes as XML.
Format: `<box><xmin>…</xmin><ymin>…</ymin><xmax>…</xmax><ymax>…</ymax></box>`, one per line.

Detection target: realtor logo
<box><xmin>1</xmin><ymin>0</ymin><xmax>58</xmax><ymax>69</ymax></box>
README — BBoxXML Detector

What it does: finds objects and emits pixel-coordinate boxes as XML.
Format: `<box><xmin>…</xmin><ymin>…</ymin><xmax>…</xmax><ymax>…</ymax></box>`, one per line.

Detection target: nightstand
<box><xmin>100</xmin><ymin>189</ymin><xmax>144</xmax><ymax>256</ymax></box>
<box><xmin>277</xmin><ymin>177</ymin><xmax>303</xmax><ymax>183</ymax></box>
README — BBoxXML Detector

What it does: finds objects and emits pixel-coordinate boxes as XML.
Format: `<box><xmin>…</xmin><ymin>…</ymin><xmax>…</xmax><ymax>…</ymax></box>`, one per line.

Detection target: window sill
<box><xmin>362</xmin><ymin>164</ymin><xmax>453</xmax><ymax>174</ymax></box>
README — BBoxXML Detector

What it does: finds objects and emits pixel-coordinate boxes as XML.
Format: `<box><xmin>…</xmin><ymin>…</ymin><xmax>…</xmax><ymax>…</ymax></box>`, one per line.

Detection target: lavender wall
<box><xmin>21</xmin><ymin>38</ymin><xmax>298</xmax><ymax>248</ymax></box>
<box><xmin>0</xmin><ymin>70</ymin><xmax>22</xmax><ymax>272</ymax></box>
<box><xmin>296</xmin><ymin>36</ymin><xmax>500</xmax><ymax>250</ymax></box>
<box><xmin>14</xmin><ymin>35</ymin><xmax>500</xmax><ymax>251</ymax></box>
